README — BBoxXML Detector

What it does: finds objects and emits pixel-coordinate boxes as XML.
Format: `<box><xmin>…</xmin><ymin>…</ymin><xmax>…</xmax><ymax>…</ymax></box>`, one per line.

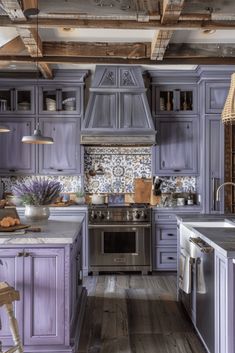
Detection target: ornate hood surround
<box><xmin>80</xmin><ymin>66</ymin><xmax>156</xmax><ymax>145</ymax></box>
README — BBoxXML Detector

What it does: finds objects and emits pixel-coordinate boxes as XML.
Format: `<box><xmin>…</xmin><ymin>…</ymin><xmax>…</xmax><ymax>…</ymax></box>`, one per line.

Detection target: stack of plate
<box><xmin>46</xmin><ymin>98</ymin><xmax>56</xmax><ymax>111</ymax></box>
<box><xmin>18</xmin><ymin>101</ymin><xmax>30</xmax><ymax>111</ymax></box>
<box><xmin>62</xmin><ymin>97</ymin><xmax>76</xmax><ymax>111</ymax></box>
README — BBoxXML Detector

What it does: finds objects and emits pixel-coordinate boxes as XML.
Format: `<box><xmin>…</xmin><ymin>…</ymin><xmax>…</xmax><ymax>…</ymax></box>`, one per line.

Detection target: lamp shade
<box><xmin>22</xmin><ymin>126</ymin><xmax>53</xmax><ymax>144</ymax></box>
<box><xmin>0</xmin><ymin>124</ymin><xmax>10</xmax><ymax>132</ymax></box>
<box><xmin>222</xmin><ymin>73</ymin><xmax>235</xmax><ymax>124</ymax></box>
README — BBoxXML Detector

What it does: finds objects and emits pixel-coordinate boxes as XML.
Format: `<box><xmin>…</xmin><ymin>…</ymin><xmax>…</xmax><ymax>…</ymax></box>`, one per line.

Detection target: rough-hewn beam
<box><xmin>1</xmin><ymin>55</ymin><xmax>235</xmax><ymax>65</ymax></box>
<box><xmin>0</xmin><ymin>36</ymin><xmax>25</xmax><ymax>55</ymax></box>
<box><xmin>17</xmin><ymin>28</ymin><xmax>52</xmax><ymax>78</ymax></box>
<box><xmin>0</xmin><ymin>16</ymin><xmax>235</xmax><ymax>30</ymax></box>
<box><xmin>37</xmin><ymin>62</ymin><xmax>53</xmax><ymax>79</ymax></box>
<box><xmin>166</xmin><ymin>43</ymin><xmax>235</xmax><ymax>58</ymax></box>
<box><xmin>0</xmin><ymin>0</ymin><xmax>26</xmax><ymax>21</ymax></box>
<box><xmin>17</xmin><ymin>28</ymin><xmax>42</xmax><ymax>57</ymax></box>
<box><xmin>43</xmin><ymin>41</ymin><xmax>150</xmax><ymax>59</ymax></box>
<box><xmin>161</xmin><ymin>0</ymin><xmax>185</xmax><ymax>24</ymax></box>
<box><xmin>151</xmin><ymin>30</ymin><xmax>173</xmax><ymax>60</ymax></box>
<box><xmin>151</xmin><ymin>0</ymin><xmax>185</xmax><ymax>60</ymax></box>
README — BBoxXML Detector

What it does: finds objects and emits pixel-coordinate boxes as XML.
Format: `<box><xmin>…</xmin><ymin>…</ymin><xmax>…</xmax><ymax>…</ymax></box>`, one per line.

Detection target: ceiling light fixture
<box><xmin>221</xmin><ymin>73</ymin><xmax>235</xmax><ymax>124</ymax></box>
<box><xmin>202</xmin><ymin>29</ymin><xmax>216</xmax><ymax>35</ymax></box>
<box><xmin>0</xmin><ymin>124</ymin><xmax>10</xmax><ymax>133</ymax></box>
<box><xmin>22</xmin><ymin>0</ymin><xmax>54</xmax><ymax>145</ymax></box>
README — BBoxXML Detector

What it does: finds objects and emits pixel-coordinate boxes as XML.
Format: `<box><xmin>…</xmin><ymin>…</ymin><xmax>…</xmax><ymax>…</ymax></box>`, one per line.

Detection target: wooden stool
<box><xmin>0</xmin><ymin>282</ymin><xmax>23</xmax><ymax>353</ymax></box>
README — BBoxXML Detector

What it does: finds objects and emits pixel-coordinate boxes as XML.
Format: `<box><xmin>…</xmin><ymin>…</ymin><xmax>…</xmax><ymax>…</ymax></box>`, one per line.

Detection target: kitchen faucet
<box><xmin>216</xmin><ymin>182</ymin><xmax>235</xmax><ymax>201</ymax></box>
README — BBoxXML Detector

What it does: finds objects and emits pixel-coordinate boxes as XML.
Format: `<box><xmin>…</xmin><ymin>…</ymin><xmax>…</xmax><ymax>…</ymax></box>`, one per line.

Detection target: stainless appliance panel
<box><xmin>89</xmin><ymin>225</ymin><xmax>151</xmax><ymax>271</ymax></box>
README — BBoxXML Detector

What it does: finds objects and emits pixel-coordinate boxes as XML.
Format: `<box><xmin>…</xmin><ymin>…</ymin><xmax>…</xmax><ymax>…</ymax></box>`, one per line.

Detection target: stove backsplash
<box><xmin>2</xmin><ymin>175</ymin><xmax>82</xmax><ymax>193</ymax></box>
<box><xmin>84</xmin><ymin>146</ymin><xmax>196</xmax><ymax>194</ymax></box>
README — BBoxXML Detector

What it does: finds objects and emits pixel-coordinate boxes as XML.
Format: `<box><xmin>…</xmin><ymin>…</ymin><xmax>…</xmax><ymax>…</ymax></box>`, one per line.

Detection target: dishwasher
<box><xmin>189</xmin><ymin>236</ymin><xmax>215</xmax><ymax>353</ymax></box>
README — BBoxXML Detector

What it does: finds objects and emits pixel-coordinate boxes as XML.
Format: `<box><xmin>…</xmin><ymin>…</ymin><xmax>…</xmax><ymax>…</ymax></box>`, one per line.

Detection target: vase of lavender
<box><xmin>12</xmin><ymin>178</ymin><xmax>62</xmax><ymax>221</ymax></box>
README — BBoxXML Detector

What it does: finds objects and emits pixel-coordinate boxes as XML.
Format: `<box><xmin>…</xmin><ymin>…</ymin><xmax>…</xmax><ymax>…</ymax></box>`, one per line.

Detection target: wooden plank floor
<box><xmin>78</xmin><ymin>274</ymin><xmax>206</xmax><ymax>353</ymax></box>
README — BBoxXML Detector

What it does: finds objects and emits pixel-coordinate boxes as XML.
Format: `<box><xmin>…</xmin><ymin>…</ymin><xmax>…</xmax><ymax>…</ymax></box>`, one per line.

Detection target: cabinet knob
<box><xmin>167</xmin><ymin>233</ymin><xmax>174</xmax><ymax>237</ymax></box>
<box><xmin>167</xmin><ymin>256</ymin><xmax>175</xmax><ymax>260</ymax></box>
<box><xmin>17</xmin><ymin>252</ymin><xmax>24</xmax><ymax>257</ymax></box>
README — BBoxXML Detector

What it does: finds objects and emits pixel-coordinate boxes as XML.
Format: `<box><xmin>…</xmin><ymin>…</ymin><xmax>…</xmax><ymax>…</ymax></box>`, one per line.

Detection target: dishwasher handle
<box><xmin>189</xmin><ymin>237</ymin><xmax>214</xmax><ymax>254</ymax></box>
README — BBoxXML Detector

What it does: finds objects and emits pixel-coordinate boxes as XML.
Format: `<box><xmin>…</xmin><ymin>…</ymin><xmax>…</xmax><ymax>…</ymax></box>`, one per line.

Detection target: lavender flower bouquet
<box><xmin>12</xmin><ymin>178</ymin><xmax>62</xmax><ymax>206</ymax></box>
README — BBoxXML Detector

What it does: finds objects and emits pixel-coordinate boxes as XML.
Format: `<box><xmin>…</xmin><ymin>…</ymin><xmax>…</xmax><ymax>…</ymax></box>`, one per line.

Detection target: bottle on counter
<box><xmin>186</xmin><ymin>190</ymin><xmax>194</xmax><ymax>205</ymax></box>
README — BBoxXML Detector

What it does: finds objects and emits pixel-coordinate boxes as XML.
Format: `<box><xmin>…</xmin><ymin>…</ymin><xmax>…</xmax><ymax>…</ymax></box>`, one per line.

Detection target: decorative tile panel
<box><xmin>2</xmin><ymin>175</ymin><xmax>82</xmax><ymax>193</ymax></box>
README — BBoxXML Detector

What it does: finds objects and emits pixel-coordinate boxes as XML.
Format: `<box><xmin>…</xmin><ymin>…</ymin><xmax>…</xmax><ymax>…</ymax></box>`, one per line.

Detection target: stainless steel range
<box><xmin>89</xmin><ymin>204</ymin><xmax>151</xmax><ymax>275</ymax></box>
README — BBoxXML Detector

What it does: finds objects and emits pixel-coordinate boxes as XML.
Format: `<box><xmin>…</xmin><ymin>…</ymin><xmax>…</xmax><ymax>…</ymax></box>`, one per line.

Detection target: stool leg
<box><xmin>4</xmin><ymin>304</ymin><xmax>23</xmax><ymax>353</ymax></box>
<box><xmin>0</xmin><ymin>340</ymin><xmax>2</xmax><ymax>353</ymax></box>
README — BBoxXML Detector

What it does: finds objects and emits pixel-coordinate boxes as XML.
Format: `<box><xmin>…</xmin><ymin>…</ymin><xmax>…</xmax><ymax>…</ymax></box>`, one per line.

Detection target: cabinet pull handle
<box><xmin>57</xmin><ymin>169</ymin><xmax>63</xmax><ymax>172</ymax></box>
<box><xmin>8</xmin><ymin>169</ymin><xmax>17</xmax><ymax>172</ymax></box>
<box><xmin>23</xmin><ymin>252</ymin><xmax>31</xmax><ymax>257</ymax></box>
<box><xmin>167</xmin><ymin>256</ymin><xmax>174</xmax><ymax>260</ymax></box>
<box><xmin>173</xmin><ymin>169</ymin><xmax>181</xmax><ymax>172</ymax></box>
<box><xmin>167</xmin><ymin>233</ymin><xmax>174</xmax><ymax>237</ymax></box>
<box><xmin>17</xmin><ymin>252</ymin><xmax>24</xmax><ymax>257</ymax></box>
<box><xmin>162</xmin><ymin>161</ymin><xmax>165</xmax><ymax>168</ymax></box>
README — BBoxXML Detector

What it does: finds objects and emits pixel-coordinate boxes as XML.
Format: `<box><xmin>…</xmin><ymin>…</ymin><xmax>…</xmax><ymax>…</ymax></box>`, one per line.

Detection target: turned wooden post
<box><xmin>0</xmin><ymin>282</ymin><xmax>23</xmax><ymax>353</ymax></box>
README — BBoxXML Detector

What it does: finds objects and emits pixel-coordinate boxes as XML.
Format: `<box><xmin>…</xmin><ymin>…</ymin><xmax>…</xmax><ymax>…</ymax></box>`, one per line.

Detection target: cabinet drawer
<box><xmin>155</xmin><ymin>247</ymin><xmax>177</xmax><ymax>270</ymax></box>
<box><xmin>154</xmin><ymin>213</ymin><xmax>176</xmax><ymax>222</ymax></box>
<box><xmin>155</xmin><ymin>224</ymin><xmax>177</xmax><ymax>245</ymax></box>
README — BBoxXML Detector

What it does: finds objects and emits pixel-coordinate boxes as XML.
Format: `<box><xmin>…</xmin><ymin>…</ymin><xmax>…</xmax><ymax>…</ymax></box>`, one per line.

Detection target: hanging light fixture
<box><xmin>221</xmin><ymin>73</ymin><xmax>235</xmax><ymax>124</ymax></box>
<box><xmin>0</xmin><ymin>124</ymin><xmax>10</xmax><ymax>132</ymax></box>
<box><xmin>22</xmin><ymin>123</ymin><xmax>53</xmax><ymax>144</ymax></box>
<box><xmin>22</xmin><ymin>0</ymin><xmax>54</xmax><ymax>144</ymax></box>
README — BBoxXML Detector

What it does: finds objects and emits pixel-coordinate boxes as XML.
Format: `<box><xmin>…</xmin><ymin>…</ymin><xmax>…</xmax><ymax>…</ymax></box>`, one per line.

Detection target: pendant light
<box><xmin>221</xmin><ymin>73</ymin><xmax>235</xmax><ymax>124</ymax></box>
<box><xmin>22</xmin><ymin>0</ymin><xmax>54</xmax><ymax>144</ymax></box>
<box><xmin>0</xmin><ymin>124</ymin><xmax>10</xmax><ymax>132</ymax></box>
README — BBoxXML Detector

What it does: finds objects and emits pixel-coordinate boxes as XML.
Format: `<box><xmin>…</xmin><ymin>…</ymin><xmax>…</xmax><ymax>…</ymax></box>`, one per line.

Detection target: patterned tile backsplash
<box><xmin>2</xmin><ymin>175</ymin><xmax>82</xmax><ymax>194</ymax></box>
<box><xmin>1</xmin><ymin>147</ymin><xmax>196</xmax><ymax>195</ymax></box>
<box><xmin>84</xmin><ymin>146</ymin><xmax>196</xmax><ymax>194</ymax></box>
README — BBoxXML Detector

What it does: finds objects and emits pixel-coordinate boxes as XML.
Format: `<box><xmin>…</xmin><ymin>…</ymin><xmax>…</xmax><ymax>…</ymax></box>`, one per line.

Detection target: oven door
<box><xmin>89</xmin><ymin>224</ymin><xmax>151</xmax><ymax>270</ymax></box>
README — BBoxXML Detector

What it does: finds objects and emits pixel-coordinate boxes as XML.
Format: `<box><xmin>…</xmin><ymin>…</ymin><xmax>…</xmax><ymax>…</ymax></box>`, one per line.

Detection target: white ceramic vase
<box><xmin>24</xmin><ymin>205</ymin><xmax>50</xmax><ymax>221</ymax></box>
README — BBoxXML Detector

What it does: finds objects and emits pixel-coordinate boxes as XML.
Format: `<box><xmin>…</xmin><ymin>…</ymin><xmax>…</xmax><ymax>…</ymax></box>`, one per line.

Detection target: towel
<box><xmin>196</xmin><ymin>258</ymin><xmax>206</xmax><ymax>294</ymax></box>
<box><xmin>179</xmin><ymin>249</ymin><xmax>192</xmax><ymax>294</ymax></box>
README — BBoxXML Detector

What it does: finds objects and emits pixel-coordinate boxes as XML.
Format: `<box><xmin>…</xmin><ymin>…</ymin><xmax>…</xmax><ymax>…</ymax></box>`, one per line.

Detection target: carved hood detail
<box><xmin>80</xmin><ymin>65</ymin><xmax>156</xmax><ymax>145</ymax></box>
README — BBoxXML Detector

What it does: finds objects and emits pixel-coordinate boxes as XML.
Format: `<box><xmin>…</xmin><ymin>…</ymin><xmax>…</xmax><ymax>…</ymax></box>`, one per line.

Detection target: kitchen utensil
<box><xmin>134</xmin><ymin>178</ymin><xmax>152</xmax><ymax>203</ymax></box>
<box><xmin>91</xmin><ymin>194</ymin><xmax>105</xmax><ymax>205</ymax></box>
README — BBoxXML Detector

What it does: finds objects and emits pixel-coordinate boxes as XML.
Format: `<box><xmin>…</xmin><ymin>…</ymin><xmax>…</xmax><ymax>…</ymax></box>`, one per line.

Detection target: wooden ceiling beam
<box><xmin>43</xmin><ymin>41</ymin><xmax>150</xmax><ymax>59</ymax></box>
<box><xmin>0</xmin><ymin>16</ymin><xmax>235</xmax><ymax>30</ymax></box>
<box><xmin>0</xmin><ymin>0</ymin><xmax>26</xmax><ymax>21</ymax></box>
<box><xmin>151</xmin><ymin>0</ymin><xmax>185</xmax><ymax>60</ymax></box>
<box><xmin>17</xmin><ymin>28</ymin><xmax>52</xmax><ymax>79</ymax></box>
<box><xmin>0</xmin><ymin>36</ymin><xmax>25</xmax><ymax>55</ymax></box>
<box><xmin>165</xmin><ymin>43</ymin><xmax>235</xmax><ymax>58</ymax></box>
<box><xmin>1</xmin><ymin>55</ymin><xmax>235</xmax><ymax>65</ymax></box>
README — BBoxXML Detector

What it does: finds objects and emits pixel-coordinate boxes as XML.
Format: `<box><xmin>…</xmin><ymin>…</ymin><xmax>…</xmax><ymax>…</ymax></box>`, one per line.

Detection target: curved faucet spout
<box><xmin>216</xmin><ymin>182</ymin><xmax>235</xmax><ymax>202</ymax></box>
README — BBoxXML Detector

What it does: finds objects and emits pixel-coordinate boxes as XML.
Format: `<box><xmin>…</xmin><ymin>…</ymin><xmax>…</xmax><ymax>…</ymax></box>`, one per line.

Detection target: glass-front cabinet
<box><xmin>0</xmin><ymin>86</ymin><xmax>35</xmax><ymax>114</ymax></box>
<box><xmin>39</xmin><ymin>86</ymin><xmax>82</xmax><ymax>115</ymax></box>
<box><xmin>152</xmin><ymin>85</ymin><xmax>198</xmax><ymax>115</ymax></box>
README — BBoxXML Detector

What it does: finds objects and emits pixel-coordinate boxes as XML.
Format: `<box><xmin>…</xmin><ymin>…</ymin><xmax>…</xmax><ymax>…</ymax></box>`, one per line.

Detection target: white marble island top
<box><xmin>0</xmin><ymin>217</ymin><xmax>84</xmax><ymax>245</ymax></box>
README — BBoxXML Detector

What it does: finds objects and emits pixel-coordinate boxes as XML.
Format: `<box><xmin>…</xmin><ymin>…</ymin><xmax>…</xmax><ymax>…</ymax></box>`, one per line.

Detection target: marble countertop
<box><xmin>176</xmin><ymin>213</ymin><xmax>231</xmax><ymax>222</ymax></box>
<box><xmin>0</xmin><ymin>216</ymin><xmax>84</xmax><ymax>245</ymax></box>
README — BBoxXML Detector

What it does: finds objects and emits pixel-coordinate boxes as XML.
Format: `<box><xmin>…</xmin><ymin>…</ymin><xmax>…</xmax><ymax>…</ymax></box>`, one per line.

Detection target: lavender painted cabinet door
<box><xmin>0</xmin><ymin>118</ymin><xmax>36</xmax><ymax>174</ymax></box>
<box><xmin>205</xmin><ymin>82</ymin><xmax>229</xmax><ymax>114</ymax></box>
<box><xmin>23</xmin><ymin>248</ymin><xmax>65</xmax><ymax>345</ymax></box>
<box><xmin>0</xmin><ymin>249</ymin><xmax>23</xmax><ymax>346</ymax></box>
<box><xmin>39</xmin><ymin>117</ymin><xmax>81</xmax><ymax>175</ymax></box>
<box><xmin>152</xmin><ymin>117</ymin><xmax>198</xmax><ymax>175</ymax></box>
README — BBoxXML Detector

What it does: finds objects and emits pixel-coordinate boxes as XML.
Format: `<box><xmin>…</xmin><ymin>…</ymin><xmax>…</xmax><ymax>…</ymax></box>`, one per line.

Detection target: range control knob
<box><xmin>126</xmin><ymin>211</ymin><xmax>133</xmax><ymax>221</ymax></box>
<box><xmin>134</xmin><ymin>211</ymin><xmax>140</xmax><ymax>219</ymax></box>
<box><xmin>141</xmin><ymin>211</ymin><xmax>147</xmax><ymax>219</ymax></box>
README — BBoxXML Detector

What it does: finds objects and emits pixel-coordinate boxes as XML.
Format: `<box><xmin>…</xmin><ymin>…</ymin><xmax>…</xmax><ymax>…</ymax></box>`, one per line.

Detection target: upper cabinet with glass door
<box><xmin>0</xmin><ymin>86</ymin><xmax>35</xmax><ymax>115</ymax></box>
<box><xmin>152</xmin><ymin>85</ymin><xmax>198</xmax><ymax>116</ymax></box>
<box><xmin>39</xmin><ymin>85</ymin><xmax>82</xmax><ymax>116</ymax></box>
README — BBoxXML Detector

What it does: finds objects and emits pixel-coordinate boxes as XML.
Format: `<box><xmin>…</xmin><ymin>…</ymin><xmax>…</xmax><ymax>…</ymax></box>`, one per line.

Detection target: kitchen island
<box><xmin>0</xmin><ymin>216</ymin><xmax>87</xmax><ymax>353</ymax></box>
<box><xmin>177</xmin><ymin>214</ymin><xmax>235</xmax><ymax>353</ymax></box>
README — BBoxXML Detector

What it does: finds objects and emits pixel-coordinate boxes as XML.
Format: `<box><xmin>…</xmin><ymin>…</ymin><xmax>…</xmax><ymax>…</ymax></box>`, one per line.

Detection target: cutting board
<box><xmin>134</xmin><ymin>178</ymin><xmax>152</xmax><ymax>203</ymax></box>
<box><xmin>0</xmin><ymin>224</ymin><xmax>29</xmax><ymax>232</ymax></box>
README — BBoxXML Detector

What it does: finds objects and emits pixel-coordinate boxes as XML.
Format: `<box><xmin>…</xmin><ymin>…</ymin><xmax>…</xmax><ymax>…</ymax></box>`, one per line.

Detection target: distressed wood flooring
<box><xmin>78</xmin><ymin>274</ymin><xmax>206</xmax><ymax>353</ymax></box>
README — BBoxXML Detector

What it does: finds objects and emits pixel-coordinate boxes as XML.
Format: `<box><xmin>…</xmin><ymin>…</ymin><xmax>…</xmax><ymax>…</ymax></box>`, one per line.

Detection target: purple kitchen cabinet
<box><xmin>0</xmin><ymin>233</ymin><xmax>86</xmax><ymax>353</ymax></box>
<box><xmin>205</xmin><ymin>82</ymin><xmax>229</xmax><ymax>114</ymax></box>
<box><xmin>38</xmin><ymin>117</ymin><xmax>81</xmax><ymax>175</ymax></box>
<box><xmin>152</xmin><ymin>117</ymin><xmax>199</xmax><ymax>176</ymax></box>
<box><xmin>0</xmin><ymin>117</ymin><xmax>36</xmax><ymax>175</ymax></box>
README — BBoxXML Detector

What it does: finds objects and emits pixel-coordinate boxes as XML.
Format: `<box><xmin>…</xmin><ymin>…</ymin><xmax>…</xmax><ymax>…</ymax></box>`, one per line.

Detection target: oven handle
<box><xmin>88</xmin><ymin>224</ymin><xmax>151</xmax><ymax>229</ymax></box>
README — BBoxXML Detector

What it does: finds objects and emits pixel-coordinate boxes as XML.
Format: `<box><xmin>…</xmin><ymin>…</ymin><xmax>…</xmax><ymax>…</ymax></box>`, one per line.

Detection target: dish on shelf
<box><xmin>18</xmin><ymin>101</ymin><xmax>30</xmax><ymax>110</ymax></box>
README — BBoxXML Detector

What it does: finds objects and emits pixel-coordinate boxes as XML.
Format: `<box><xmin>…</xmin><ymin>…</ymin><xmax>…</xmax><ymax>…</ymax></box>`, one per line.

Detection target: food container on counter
<box><xmin>177</xmin><ymin>197</ymin><xmax>185</xmax><ymax>206</ymax></box>
<box><xmin>91</xmin><ymin>194</ymin><xmax>105</xmax><ymax>205</ymax></box>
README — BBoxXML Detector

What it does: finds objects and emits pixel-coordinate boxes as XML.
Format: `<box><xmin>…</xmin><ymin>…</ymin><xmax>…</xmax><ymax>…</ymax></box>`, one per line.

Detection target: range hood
<box><xmin>81</xmin><ymin>66</ymin><xmax>156</xmax><ymax>145</ymax></box>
